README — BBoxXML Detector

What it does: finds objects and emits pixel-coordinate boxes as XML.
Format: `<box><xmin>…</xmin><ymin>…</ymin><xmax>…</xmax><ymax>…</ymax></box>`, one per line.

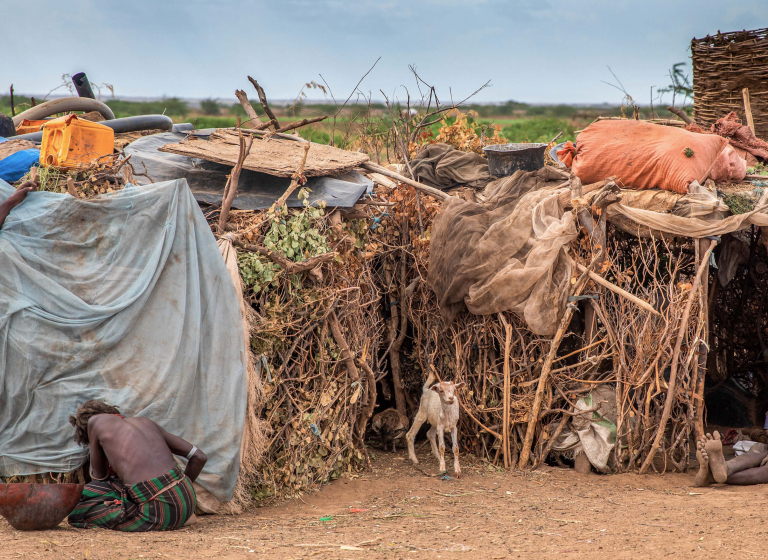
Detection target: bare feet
<box><xmin>694</xmin><ymin>436</ymin><xmax>714</xmax><ymax>487</ymax></box>
<box><xmin>704</xmin><ymin>431</ymin><xmax>728</xmax><ymax>484</ymax></box>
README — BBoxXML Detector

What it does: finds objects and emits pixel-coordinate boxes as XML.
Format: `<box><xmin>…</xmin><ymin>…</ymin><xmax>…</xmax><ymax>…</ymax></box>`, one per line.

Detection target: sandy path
<box><xmin>2</xmin><ymin>448</ymin><xmax>766</xmax><ymax>559</ymax></box>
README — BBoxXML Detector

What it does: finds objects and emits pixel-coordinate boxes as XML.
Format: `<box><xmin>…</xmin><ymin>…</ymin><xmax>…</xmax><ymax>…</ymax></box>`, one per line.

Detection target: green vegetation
<box><xmin>0</xmin><ymin>93</ymin><xmax>689</xmax><ymax>153</ymax></box>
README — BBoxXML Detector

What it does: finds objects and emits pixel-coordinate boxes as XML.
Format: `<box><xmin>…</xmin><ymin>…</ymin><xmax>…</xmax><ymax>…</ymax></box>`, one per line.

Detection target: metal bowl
<box><xmin>0</xmin><ymin>483</ymin><xmax>84</xmax><ymax>531</ymax></box>
<box><xmin>482</xmin><ymin>143</ymin><xmax>549</xmax><ymax>177</ymax></box>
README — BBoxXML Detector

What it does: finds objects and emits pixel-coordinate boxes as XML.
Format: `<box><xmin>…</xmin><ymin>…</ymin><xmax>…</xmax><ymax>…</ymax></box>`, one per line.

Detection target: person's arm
<box><xmin>87</xmin><ymin>418</ymin><xmax>109</xmax><ymax>480</ymax></box>
<box><xmin>156</xmin><ymin>424</ymin><xmax>207</xmax><ymax>482</ymax></box>
<box><xmin>0</xmin><ymin>180</ymin><xmax>37</xmax><ymax>229</ymax></box>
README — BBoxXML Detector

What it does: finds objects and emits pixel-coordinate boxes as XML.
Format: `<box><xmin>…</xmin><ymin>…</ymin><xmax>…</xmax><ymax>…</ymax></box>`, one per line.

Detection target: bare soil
<box><xmin>3</xmin><ymin>446</ymin><xmax>767</xmax><ymax>559</ymax></box>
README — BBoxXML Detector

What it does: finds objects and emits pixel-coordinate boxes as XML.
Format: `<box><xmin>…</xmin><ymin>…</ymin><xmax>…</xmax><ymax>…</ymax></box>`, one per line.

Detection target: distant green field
<box><xmin>0</xmin><ymin>95</ymin><xmax>687</xmax><ymax>153</ymax></box>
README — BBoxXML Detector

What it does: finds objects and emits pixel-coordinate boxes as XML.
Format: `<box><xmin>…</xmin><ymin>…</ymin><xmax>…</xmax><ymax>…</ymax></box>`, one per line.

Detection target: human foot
<box><xmin>694</xmin><ymin>436</ymin><xmax>714</xmax><ymax>487</ymax></box>
<box><xmin>704</xmin><ymin>431</ymin><xmax>728</xmax><ymax>483</ymax></box>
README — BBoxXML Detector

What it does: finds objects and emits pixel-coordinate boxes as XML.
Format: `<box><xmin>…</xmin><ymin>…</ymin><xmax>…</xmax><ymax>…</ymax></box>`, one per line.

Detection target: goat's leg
<box><xmin>451</xmin><ymin>426</ymin><xmax>461</xmax><ymax>478</ymax></box>
<box><xmin>437</xmin><ymin>425</ymin><xmax>447</xmax><ymax>473</ymax></box>
<box><xmin>427</xmin><ymin>426</ymin><xmax>439</xmax><ymax>463</ymax></box>
<box><xmin>406</xmin><ymin>411</ymin><xmax>426</xmax><ymax>464</ymax></box>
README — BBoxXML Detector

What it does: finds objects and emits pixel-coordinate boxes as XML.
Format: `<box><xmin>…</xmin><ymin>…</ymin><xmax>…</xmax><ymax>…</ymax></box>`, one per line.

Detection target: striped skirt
<box><xmin>67</xmin><ymin>465</ymin><xmax>196</xmax><ymax>532</ymax></box>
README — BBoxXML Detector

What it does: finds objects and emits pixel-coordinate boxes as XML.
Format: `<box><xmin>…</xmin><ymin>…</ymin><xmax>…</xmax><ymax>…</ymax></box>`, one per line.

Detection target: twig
<box><xmin>575</xmin><ymin>263</ymin><xmax>659</xmax><ymax>316</ymax></box>
<box><xmin>666</xmin><ymin>106</ymin><xmax>693</xmax><ymax>125</ymax></box>
<box><xmin>247</xmin><ymin>77</ymin><xmax>281</xmax><ymax>130</ymax></box>
<box><xmin>235</xmin><ymin>89</ymin><xmax>262</xmax><ymax>129</ymax></box>
<box><xmin>273</xmin><ymin>116</ymin><xmax>328</xmax><ymax>135</ymax></box>
<box><xmin>218</xmin><ymin>126</ymin><xmax>254</xmax><ymax>231</ymax></box>
<box><xmin>232</xmin><ymin>239</ymin><xmax>336</xmax><ymax>274</ymax></box>
<box><xmin>270</xmin><ymin>142</ymin><xmax>311</xmax><ymax>213</ymax></box>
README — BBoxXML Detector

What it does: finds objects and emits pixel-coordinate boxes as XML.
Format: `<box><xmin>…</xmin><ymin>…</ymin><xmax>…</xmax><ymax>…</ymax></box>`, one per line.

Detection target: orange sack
<box><xmin>571</xmin><ymin>120</ymin><xmax>746</xmax><ymax>194</ymax></box>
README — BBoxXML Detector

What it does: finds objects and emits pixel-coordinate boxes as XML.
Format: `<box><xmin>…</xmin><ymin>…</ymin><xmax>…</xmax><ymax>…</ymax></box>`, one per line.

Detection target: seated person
<box><xmin>695</xmin><ymin>430</ymin><xmax>768</xmax><ymax>487</ymax></box>
<box><xmin>67</xmin><ymin>400</ymin><xmax>207</xmax><ymax>532</ymax></box>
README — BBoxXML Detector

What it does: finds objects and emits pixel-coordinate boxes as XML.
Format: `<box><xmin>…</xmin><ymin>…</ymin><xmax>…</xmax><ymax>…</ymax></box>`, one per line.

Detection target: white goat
<box><xmin>406</xmin><ymin>371</ymin><xmax>465</xmax><ymax>477</ymax></box>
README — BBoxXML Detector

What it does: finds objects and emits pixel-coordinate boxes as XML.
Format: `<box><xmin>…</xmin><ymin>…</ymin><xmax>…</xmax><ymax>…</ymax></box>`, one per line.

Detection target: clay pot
<box><xmin>0</xmin><ymin>483</ymin><xmax>84</xmax><ymax>531</ymax></box>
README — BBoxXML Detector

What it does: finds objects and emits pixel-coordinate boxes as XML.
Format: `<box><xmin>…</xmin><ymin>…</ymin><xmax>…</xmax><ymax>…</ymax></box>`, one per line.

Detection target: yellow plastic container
<box><xmin>15</xmin><ymin>119</ymin><xmax>48</xmax><ymax>135</ymax></box>
<box><xmin>39</xmin><ymin>114</ymin><xmax>114</xmax><ymax>168</ymax></box>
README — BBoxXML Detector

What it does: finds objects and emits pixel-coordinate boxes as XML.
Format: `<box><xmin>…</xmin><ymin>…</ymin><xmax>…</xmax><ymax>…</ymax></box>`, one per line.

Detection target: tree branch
<box><xmin>247</xmin><ymin>77</ymin><xmax>281</xmax><ymax>130</ymax></box>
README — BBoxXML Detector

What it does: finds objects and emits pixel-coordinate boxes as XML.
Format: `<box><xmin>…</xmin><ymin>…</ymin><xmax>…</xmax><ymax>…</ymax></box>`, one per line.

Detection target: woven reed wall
<box><xmin>692</xmin><ymin>28</ymin><xmax>768</xmax><ymax>138</ymax></box>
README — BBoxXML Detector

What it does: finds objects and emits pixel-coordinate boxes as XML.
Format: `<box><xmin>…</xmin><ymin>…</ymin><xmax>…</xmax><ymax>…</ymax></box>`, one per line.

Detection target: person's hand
<box><xmin>3</xmin><ymin>180</ymin><xmax>38</xmax><ymax>209</ymax></box>
<box><xmin>761</xmin><ymin>455</ymin><xmax>768</xmax><ymax>468</ymax></box>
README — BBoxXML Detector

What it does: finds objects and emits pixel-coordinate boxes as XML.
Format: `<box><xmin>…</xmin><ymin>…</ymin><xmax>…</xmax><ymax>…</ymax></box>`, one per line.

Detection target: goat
<box><xmin>406</xmin><ymin>371</ymin><xmax>465</xmax><ymax>477</ymax></box>
<box><xmin>371</xmin><ymin>408</ymin><xmax>409</xmax><ymax>452</ymax></box>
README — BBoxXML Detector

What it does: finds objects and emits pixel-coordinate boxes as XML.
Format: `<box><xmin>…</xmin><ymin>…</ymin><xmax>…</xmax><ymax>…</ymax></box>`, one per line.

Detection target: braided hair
<box><xmin>69</xmin><ymin>400</ymin><xmax>120</xmax><ymax>446</ymax></box>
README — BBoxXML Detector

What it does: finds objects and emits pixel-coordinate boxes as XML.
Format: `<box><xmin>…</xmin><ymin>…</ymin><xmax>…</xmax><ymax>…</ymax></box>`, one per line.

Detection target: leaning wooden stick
<box><xmin>639</xmin><ymin>238</ymin><xmax>715</xmax><ymax>474</ymax></box>
<box><xmin>234</xmin><ymin>89</ymin><xmax>261</xmax><ymax>129</ymax></box>
<box><xmin>742</xmin><ymin>88</ymin><xmax>756</xmax><ymax>137</ymax></box>
<box><xmin>575</xmin><ymin>263</ymin><xmax>659</xmax><ymax>316</ymax></box>
<box><xmin>518</xmin><ymin>250</ymin><xmax>603</xmax><ymax>469</ymax></box>
<box><xmin>218</xmin><ymin>126</ymin><xmax>254</xmax><ymax>231</ymax></box>
<box><xmin>361</xmin><ymin>162</ymin><xmax>449</xmax><ymax>200</ymax></box>
<box><xmin>498</xmin><ymin>313</ymin><xmax>513</xmax><ymax>469</ymax></box>
<box><xmin>247</xmin><ymin>76</ymin><xmax>281</xmax><ymax>130</ymax></box>
<box><xmin>272</xmin><ymin>142</ymin><xmax>311</xmax><ymax>211</ymax></box>
<box><xmin>667</xmin><ymin>106</ymin><xmax>693</xmax><ymax>125</ymax></box>
<box><xmin>274</xmin><ymin>116</ymin><xmax>328</xmax><ymax>134</ymax></box>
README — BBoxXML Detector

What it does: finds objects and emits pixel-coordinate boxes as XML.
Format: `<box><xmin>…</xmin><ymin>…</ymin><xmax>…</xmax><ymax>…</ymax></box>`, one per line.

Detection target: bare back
<box><xmin>88</xmin><ymin>416</ymin><xmax>179</xmax><ymax>486</ymax></box>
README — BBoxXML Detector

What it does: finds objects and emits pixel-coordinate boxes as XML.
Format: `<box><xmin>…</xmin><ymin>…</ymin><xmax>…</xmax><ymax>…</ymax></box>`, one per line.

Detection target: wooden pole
<box><xmin>9</xmin><ymin>84</ymin><xmax>14</xmax><ymax>117</ymax></box>
<box><xmin>499</xmin><ymin>313</ymin><xmax>512</xmax><ymax>469</ymax></box>
<box><xmin>218</xmin><ymin>121</ymin><xmax>254</xmax><ymax>231</ymax></box>
<box><xmin>361</xmin><ymin>162</ymin><xmax>449</xmax><ymax>201</ymax></box>
<box><xmin>639</xmin><ymin>239</ymin><xmax>715</xmax><ymax>474</ymax></box>
<box><xmin>234</xmin><ymin>89</ymin><xmax>262</xmax><ymax>129</ymax></box>
<box><xmin>517</xmin><ymin>250</ymin><xmax>603</xmax><ymax>469</ymax></box>
<box><xmin>742</xmin><ymin>88</ymin><xmax>756</xmax><ymax>137</ymax></box>
<box><xmin>693</xmin><ymin>238</ymin><xmax>710</xmax><ymax>441</ymax></box>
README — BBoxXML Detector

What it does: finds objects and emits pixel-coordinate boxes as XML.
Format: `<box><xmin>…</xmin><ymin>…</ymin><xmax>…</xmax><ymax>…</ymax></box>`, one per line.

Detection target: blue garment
<box><xmin>0</xmin><ymin>148</ymin><xmax>40</xmax><ymax>182</ymax></box>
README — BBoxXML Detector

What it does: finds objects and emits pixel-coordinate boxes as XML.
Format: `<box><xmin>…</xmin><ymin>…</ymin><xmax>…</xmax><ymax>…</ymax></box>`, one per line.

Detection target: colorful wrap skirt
<box><xmin>67</xmin><ymin>465</ymin><xmax>196</xmax><ymax>532</ymax></box>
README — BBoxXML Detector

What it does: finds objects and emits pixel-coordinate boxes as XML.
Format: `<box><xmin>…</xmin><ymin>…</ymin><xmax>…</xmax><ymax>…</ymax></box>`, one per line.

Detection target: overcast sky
<box><xmin>4</xmin><ymin>1</ymin><xmax>764</xmax><ymax>105</ymax></box>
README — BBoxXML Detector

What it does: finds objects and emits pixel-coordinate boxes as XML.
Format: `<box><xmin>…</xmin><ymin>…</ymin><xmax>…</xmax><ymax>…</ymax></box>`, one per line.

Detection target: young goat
<box><xmin>406</xmin><ymin>371</ymin><xmax>465</xmax><ymax>477</ymax></box>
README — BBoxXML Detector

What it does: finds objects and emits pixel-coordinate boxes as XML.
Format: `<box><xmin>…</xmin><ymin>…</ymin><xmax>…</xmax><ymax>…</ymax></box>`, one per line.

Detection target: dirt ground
<box><xmin>3</xmin><ymin>445</ymin><xmax>768</xmax><ymax>560</ymax></box>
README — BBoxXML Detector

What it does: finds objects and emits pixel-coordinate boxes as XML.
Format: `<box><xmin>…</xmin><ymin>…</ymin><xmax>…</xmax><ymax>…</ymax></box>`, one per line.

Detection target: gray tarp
<box><xmin>125</xmin><ymin>131</ymin><xmax>372</xmax><ymax>210</ymax></box>
<box><xmin>0</xmin><ymin>178</ymin><xmax>246</xmax><ymax>501</ymax></box>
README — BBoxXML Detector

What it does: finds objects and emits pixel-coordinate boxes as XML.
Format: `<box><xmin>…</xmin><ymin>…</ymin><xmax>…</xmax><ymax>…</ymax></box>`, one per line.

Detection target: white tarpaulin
<box><xmin>0</xmin><ymin>178</ymin><xmax>246</xmax><ymax>501</ymax></box>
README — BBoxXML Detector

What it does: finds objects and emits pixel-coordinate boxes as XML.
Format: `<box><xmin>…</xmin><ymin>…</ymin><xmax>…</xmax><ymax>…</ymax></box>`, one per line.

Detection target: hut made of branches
<box><xmin>692</xmin><ymin>28</ymin><xmax>768</xmax><ymax>137</ymax></box>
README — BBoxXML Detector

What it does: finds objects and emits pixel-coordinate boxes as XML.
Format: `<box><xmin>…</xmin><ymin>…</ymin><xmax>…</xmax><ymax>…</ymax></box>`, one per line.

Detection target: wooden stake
<box><xmin>693</xmin><ymin>238</ymin><xmax>710</xmax><ymax>441</ymax></box>
<box><xmin>218</xmin><ymin>124</ymin><xmax>254</xmax><ymax>231</ymax></box>
<box><xmin>518</xmin><ymin>251</ymin><xmax>602</xmax><ymax>469</ymax></box>
<box><xmin>499</xmin><ymin>313</ymin><xmax>512</xmax><ymax>469</ymax></box>
<box><xmin>639</xmin><ymin>239</ymin><xmax>715</xmax><ymax>474</ymax></box>
<box><xmin>235</xmin><ymin>89</ymin><xmax>262</xmax><ymax>129</ymax></box>
<box><xmin>742</xmin><ymin>88</ymin><xmax>756</xmax><ymax>137</ymax></box>
<box><xmin>361</xmin><ymin>162</ymin><xmax>449</xmax><ymax>201</ymax></box>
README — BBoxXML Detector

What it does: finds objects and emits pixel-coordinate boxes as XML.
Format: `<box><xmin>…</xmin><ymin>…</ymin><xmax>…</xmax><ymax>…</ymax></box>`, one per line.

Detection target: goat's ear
<box><xmin>455</xmin><ymin>382</ymin><xmax>466</xmax><ymax>390</ymax></box>
<box><xmin>430</xmin><ymin>383</ymin><xmax>442</xmax><ymax>393</ymax></box>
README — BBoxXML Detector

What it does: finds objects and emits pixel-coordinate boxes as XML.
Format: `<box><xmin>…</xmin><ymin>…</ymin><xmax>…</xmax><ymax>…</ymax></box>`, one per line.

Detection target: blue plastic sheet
<box><xmin>0</xmin><ymin>148</ymin><xmax>40</xmax><ymax>182</ymax></box>
<box><xmin>0</xmin><ymin>178</ymin><xmax>246</xmax><ymax>501</ymax></box>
